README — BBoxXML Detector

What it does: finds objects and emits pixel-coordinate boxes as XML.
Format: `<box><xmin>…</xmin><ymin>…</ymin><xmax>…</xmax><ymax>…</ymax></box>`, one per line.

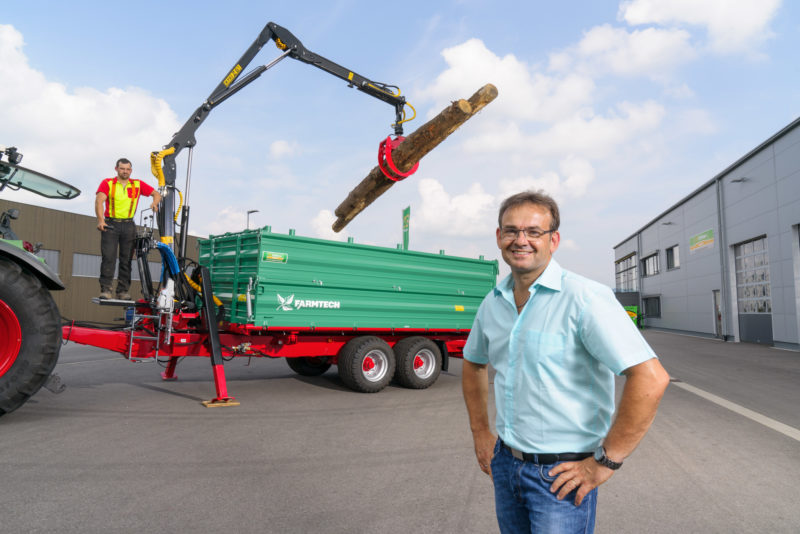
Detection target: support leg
<box><xmin>198</xmin><ymin>266</ymin><xmax>239</xmax><ymax>408</ymax></box>
<box><xmin>161</xmin><ymin>356</ymin><xmax>179</xmax><ymax>381</ymax></box>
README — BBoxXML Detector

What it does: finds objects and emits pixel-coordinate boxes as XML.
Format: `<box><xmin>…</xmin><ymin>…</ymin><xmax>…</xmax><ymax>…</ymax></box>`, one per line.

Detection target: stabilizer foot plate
<box><xmin>201</xmin><ymin>398</ymin><xmax>240</xmax><ymax>408</ymax></box>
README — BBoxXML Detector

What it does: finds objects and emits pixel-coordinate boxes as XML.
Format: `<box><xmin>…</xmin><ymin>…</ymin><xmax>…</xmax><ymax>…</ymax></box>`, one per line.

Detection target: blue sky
<box><xmin>2</xmin><ymin>0</ymin><xmax>798</xmax><ymax>285</ymax></box>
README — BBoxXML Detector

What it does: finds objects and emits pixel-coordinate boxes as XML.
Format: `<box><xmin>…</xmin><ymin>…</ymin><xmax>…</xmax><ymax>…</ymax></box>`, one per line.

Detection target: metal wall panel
<box><xmin>36</xmin><ymin>249</ymin><xmax>60</xmax><ymax>274</ymax></box>
<box><xmin>0</xmin><ymin>198</ymin><xmax>201</xmax><ymax>323</ymax></box>
<box><xmin>613</xmin><ymin>119</ymin><xmax>800</xmax><ymax>347</ymax></box>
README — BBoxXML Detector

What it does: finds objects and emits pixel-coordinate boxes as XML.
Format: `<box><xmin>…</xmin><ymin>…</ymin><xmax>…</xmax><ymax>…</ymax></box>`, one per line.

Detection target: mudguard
<box><xmin>0</xmin><ymin>239</ymin><xmax>64</xmax><ymax>290</ymax></box>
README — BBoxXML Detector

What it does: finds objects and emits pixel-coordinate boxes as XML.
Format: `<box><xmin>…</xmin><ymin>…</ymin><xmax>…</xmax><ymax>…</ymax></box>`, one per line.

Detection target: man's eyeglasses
<box><xmin>499</xmin><ymin>227</ymin><xmax>555</xmax><ymax>241</ymax></box>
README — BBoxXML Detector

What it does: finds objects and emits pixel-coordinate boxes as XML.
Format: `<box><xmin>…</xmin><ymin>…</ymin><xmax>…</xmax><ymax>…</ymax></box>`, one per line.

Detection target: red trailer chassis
<box><xmin>62</xmin><ymin>307</ymin><xmax>469</xmax><ymax>407</ymax></box>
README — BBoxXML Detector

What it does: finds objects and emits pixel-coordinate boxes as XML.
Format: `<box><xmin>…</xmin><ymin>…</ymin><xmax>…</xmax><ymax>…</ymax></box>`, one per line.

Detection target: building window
<box><xmin>615</xmin><ymin>253</ymin><xmax>638</xmax><ymax>291</ymax></box>
<box><xmin>666</xmin><ymin>245</ymin><xmax>680</xmax><ymax>270</ymax></box>
<box><xmin>36</xmin><ymin>249</ymin><xmax>61</xmax><ymax>274</ymax></box>
<box><xmin>734</xmin><ymin>236</ymin><xmax>771</xmax><ymax>314</ymax></box>
<box><xmin>643</xmin><ymin>296</ymin><xmax>661</xmax><ymax>318</ymax></box>
<box><xmin>72</xmin><ymin>253</ymin><xmax>101</xmax><ymax>278</ymax></box>
<box><xmin>72</xmin><ymin>252</ymin><xmax>162</xmax><ymax>281</ymax></box>
<box><xmin>642</xmin><ymin>253</ymin><xmax>659</xmax><ymax>277</ymax></box>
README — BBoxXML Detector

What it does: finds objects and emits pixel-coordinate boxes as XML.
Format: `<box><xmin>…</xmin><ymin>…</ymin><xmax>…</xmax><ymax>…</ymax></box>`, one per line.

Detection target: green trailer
<box><xmin>64</xmin><ymin>226</ymin><xmax>497</xmax><ymax>400</ymax></box>
<box><xmin>194</xmin><ymin>226</ymin><xmax>498</xmax><ymax>392</ymax></box>
<box><xmin>199</xmin><ymin>226</ymin><xmax>496</xmax><ymax>330</ymax></box>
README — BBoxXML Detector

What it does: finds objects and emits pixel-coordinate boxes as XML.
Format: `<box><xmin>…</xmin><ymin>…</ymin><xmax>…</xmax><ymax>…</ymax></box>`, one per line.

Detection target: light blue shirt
<box><xmin>463</xmin><ymin>259</ymin><xmax>657</xmax><ymax>454</ymax></box>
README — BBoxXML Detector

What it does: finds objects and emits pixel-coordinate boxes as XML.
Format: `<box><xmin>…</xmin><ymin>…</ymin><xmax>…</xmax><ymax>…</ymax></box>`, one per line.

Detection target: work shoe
<box><xmin>99</xmin><ymin>290</ymin><xmax>112</xmax><ymax>299</ymax></box>
<box><xmin>116</xmin><ymin>292</ymin><xmax>132</xmax><ymax>301</ymax></box>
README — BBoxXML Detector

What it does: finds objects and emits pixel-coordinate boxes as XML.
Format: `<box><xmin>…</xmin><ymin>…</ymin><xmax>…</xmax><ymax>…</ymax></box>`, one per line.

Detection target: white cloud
<box><xmin>529</xmin><ymin>100</ymin><xmax>665</xmax><ymax>158</ymax></box>
<box><xmin>420</xmin><ymin>38</ymin><xmax>595</xmax><ymax>123</ymax></box>
<box><xmin>673</xmin><ymin>108</ymin><xmax>717</xmax><ymax>136</ymax></box>
<box><xmin>664</xmin><ymin>83</ymin><xmax>694</xmax><ymax>99</ymax></box>
<box><xmin>311</xmin><ymin>209</ymin><xmax>349</xmax><ymax>241</ymax></box>
<box><xmin>619</xmin><ymin>0</ymin><xmax>781</xmax><ymax>54</ymax></box>
<box><xmin>416</xmin><ymin>179</ymin><xmax>495</xmax><ymax>237</ymax></box>
<box><xmin>550</xmin><ymin>24</ymin><xmax>696</xmax><ymax>79</ymax></box>
<box><xmin>560</xmin><ymin>238</ymin><xmax>579</xmax><ymax>251</ymax></box>
<box><xmin>0</xmin><ymin>24</ymin><xmax>180</xmax><ymax>198</ymax></box>
<box><xmin>201</xmin><ymin>206</ymin><xmax>248</xmax><ymax>236</ymax></box>
<box><xmin>498</xmin><ymin>156</ymin><xmax>596</xmax><ymax>201</ymax></box>
<box><xmin>269</xmin><ymin>139</ymin><xmax>299</xmax><ymax>159</ymax></box>
<box><xmin>463</xmin><ymin>100</ymin><xmax>666</xmax><ymax>159</ymax></box>
<box><xmin>560</xmin><ymin>155</ymin><xmax>596</xmax><ymax>195</ymax></box>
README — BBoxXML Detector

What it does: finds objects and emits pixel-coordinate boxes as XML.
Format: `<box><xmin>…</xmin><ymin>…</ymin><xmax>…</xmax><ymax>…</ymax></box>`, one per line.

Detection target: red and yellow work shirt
<box><xmin>96</xmin><ymin>178</ymin><xmax>155</xmax><ymax>219</ymax></box>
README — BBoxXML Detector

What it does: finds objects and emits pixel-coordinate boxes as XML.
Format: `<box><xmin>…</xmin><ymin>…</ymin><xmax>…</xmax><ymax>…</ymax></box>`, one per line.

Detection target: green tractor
<box><xmin>0</xmin><ymin>146</ymin><xmax>80</xmax><ymax>416</ymax></box>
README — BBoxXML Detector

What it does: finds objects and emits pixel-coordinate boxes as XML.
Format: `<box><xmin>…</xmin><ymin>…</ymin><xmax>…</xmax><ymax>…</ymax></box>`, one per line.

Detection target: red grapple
<box><xmin>378</xmin><ymin>136</ymin><xmax>419</xmax><ymax>181</ymax></box>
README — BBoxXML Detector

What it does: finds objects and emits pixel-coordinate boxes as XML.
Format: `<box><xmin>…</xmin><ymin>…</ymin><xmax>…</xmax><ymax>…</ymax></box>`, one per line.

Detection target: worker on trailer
<box><xmin>95</xmin><ymin>158</ymin><xmax>161</xmax><ymax>300</ymax></box>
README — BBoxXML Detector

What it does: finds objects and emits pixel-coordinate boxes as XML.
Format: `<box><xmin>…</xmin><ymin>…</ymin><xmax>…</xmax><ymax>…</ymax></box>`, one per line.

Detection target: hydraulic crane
<box><xmin>55</xmin><ymin>20</ymin><xmax>496</xmax><ymax>411</ymax></box>
<box><xmin>149</xmin><ymin>22</ymin><xmax>415</xmax><ymax>260</ymax></box>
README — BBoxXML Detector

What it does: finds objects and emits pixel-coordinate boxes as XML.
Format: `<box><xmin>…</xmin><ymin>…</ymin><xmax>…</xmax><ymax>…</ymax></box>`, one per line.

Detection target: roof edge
<box><xmin>613</xmin><ymin>114</ymin><xmax>800</xmax><ymax>250</ymax></box>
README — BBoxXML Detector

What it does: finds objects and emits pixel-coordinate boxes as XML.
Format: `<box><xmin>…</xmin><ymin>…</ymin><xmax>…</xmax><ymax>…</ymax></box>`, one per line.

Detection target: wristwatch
<box><xmin>593</xmin><ymin>445</ymin><xmax>623</xmax><ymax>470</ymax></box>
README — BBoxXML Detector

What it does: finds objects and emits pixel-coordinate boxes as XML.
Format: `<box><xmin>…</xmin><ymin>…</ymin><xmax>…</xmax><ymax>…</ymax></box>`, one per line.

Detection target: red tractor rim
<box><xmin>0</xmin><ymin>298</ymin><xmax>23</xmax><ymax>376</ymax></box>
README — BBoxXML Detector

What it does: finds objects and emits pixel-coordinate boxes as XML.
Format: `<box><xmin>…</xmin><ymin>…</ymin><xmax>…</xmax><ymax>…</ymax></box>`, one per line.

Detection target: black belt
<box><xmin>105</xmin><ymin>217</ymin><xmax>133</xmax><ymax>222</ymax></box>
<box><xmin>500</xmin><ymin>439</ymin><xmax>592</xmax><ymax>464</ymax></box>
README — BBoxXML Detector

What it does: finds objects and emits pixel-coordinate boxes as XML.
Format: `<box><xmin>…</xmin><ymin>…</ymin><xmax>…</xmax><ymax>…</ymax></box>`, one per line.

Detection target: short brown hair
<box><xmin>498</xmin><ymin>190</ymin><xmax>560</xmax><ymax>231</ymax></box>
<box><xmin>115</xmin><ymin>158</ymin><xmax>131</xmax><ymax>167</ymax></box>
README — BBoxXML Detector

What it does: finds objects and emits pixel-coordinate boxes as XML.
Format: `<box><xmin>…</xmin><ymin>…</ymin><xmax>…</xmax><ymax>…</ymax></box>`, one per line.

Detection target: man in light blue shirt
<box><xmin>463</xmin><ymin>191</ymin><xmax>669</xmax><ymax>534</ymax></box>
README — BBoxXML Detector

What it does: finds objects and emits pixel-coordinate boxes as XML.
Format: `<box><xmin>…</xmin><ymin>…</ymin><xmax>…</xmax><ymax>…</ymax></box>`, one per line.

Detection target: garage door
<box><xmin>734</xmin><ymin>236</ymin><xmax>772</xmax><ymax>344</ymax></box>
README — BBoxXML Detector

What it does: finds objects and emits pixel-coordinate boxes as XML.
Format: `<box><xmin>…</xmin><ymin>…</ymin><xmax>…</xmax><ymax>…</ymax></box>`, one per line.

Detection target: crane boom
<box><xmin>151</xmin><ymin>21</ymin><xmax>410</xmax><ymax>252</ymax></box>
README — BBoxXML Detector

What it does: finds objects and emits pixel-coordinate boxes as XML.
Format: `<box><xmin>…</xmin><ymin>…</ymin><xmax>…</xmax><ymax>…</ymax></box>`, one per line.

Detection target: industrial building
<box><xmin>0</xmin><ymin>199</ymin><xmax>200</xmax><ymax>323</ymax></box>
<box><xmin>614</xmin><ymin>117</ymin><xmax>800</xmax><ymax>350</ymax></box>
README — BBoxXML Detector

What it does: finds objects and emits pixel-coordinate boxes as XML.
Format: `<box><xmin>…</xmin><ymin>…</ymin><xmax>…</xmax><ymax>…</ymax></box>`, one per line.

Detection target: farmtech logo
<box><xmin>276</xmin><ymin>294</ymin><xmax>341</xmax><ymax>311</ymax></box>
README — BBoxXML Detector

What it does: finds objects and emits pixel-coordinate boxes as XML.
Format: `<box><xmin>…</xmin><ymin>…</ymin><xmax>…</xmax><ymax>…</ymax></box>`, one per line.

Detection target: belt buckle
<box><xmin>510</xmin><ymin>447</ymin><xmax>524</xmax><ymax>461</ymax></box>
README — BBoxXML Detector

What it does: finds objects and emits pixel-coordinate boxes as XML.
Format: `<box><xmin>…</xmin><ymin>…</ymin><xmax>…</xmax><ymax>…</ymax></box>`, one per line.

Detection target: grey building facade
<box><xmin>614</xmin><ymin>117</ymin><xmax>800</xmax><ymax>351</ymax></box>
<box><xmin>0</xmin><ymin>199</ymin><xmax>200</xmax><ymax>324</ymax></box>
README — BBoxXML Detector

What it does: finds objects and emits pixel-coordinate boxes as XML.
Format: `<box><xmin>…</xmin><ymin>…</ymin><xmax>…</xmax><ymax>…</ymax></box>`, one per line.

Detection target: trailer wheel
<box><xmin>286</xmin><ymin>357</ymin><xmax>332</xmax><ymax>376</ymax></box>
<box><xmin>393</xmin><ymin>336</ymin><xmax>442</xmax><ymax>389</ymax></box>
<box><xmin>337</xmin><ymin>336</ymin><xmax>395</xmax><ymax>393</ymax></box>
<box><xmin>0</xmin><ymin>258</ymin><xmax>61</xmax><ymax>416</ymax></box>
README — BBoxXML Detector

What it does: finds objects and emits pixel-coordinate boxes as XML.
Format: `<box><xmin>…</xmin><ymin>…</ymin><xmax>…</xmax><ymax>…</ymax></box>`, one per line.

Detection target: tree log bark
<box><xmin>332</xmin><ymin>83</ymin><xmax>498</xmax><ymax>232</ymax></box>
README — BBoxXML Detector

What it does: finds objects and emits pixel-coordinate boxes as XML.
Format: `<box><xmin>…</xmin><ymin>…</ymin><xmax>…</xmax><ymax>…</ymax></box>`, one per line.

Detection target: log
<box><xmin>332</xmin><ymin>83</ymin><xmax>498</xmax><ymax>232</ymax></box>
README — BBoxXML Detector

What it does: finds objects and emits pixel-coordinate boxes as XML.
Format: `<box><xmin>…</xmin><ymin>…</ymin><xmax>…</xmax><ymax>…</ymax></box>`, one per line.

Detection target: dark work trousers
<box><xmin>100</xmin><ymin>218</ymin><xmax>136</xmax><ymax>294</ymax></box>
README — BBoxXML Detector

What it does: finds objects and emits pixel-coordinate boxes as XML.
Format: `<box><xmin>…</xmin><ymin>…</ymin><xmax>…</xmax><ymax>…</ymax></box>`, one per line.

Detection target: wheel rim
<box><xmin>0</xmin><ymin>298</ymin><xmax>23</xmax><ymax>376</ymax></box>
<box><xmin>361</xmin><ymin>349</ymin><xmax>389</xmax><ymax>382</ymax></box>
<box><xmin>412</xmin><ymin>348</ymin><xmax>436</xmax><ymax>379</ymax></box>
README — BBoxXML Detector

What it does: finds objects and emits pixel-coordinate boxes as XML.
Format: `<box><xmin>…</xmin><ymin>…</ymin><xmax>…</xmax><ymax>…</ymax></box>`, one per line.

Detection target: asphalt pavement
<box><xmin>1</xmin><ymin>330</ymin><xmax>798</xmax><ymax>533</ymax></box>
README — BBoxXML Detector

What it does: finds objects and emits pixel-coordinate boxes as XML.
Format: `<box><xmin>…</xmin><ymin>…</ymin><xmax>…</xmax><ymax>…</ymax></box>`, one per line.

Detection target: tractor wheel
<box><xmin>286</xmin><ymin>356</ymin><xmax>332</xmax><ymax>376</ymax></box>
<box><xmin>337</xmin><ymin>336</ymin><xmax>395</xmax><ymax>393</ymax></box>
<box><xmin>392</xmin><ymin>336</ymin><xmax>442</xmax><ymax>389</ymax></box>
<box><xmin>0</xmin><ymin>258</ymin><xmax>61</xmax><ymax>416</ymax></box>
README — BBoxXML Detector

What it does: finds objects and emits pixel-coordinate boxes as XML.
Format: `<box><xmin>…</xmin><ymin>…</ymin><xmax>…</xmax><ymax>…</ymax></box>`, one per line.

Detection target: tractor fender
<box><xmin>0</xmin><ymin>240</ymin><xmax>64</xmax><ymax>290</ymax></box>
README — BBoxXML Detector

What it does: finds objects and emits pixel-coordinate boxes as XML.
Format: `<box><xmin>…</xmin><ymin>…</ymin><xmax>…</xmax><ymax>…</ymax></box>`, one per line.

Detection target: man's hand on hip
<box><xmin>548</xmin><ymin>457</ymin><xmax>614</xmax><ymax>506</ymax></box>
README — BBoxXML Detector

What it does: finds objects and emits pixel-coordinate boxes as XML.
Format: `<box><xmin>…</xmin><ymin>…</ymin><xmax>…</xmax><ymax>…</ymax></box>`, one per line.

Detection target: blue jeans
<box><xmin>491</xmin><ymin>440</ymin><xmax>597</xmax><ymax>534</ymax></box>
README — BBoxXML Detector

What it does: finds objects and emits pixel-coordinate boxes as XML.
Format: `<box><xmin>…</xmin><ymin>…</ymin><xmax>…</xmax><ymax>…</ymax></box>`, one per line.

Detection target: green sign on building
<box><xmin>690</xmin><ymin>229</ymin><xmax>714</xmax><ymax>252</ymax></box>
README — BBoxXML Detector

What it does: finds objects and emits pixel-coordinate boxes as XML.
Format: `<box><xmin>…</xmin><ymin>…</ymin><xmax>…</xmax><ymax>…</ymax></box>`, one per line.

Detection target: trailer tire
<box><xmin>337</xmin><ymin>336</ymin><xmax>395</xmax><ymax>393</ymax></box>
<box><xmin>393</xmin><ymin>336</ymin><xmax>442</xmax><ymax>389</ymax></box>
<box><xmin>286</xmin><ymin>357</ymin><xmax>332</xmax><ymax>376</ymax></box>
<box><xmin>0</xmin><ymin>258</ymin><xmax>61</xmax><ymax>416</ymax></box>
